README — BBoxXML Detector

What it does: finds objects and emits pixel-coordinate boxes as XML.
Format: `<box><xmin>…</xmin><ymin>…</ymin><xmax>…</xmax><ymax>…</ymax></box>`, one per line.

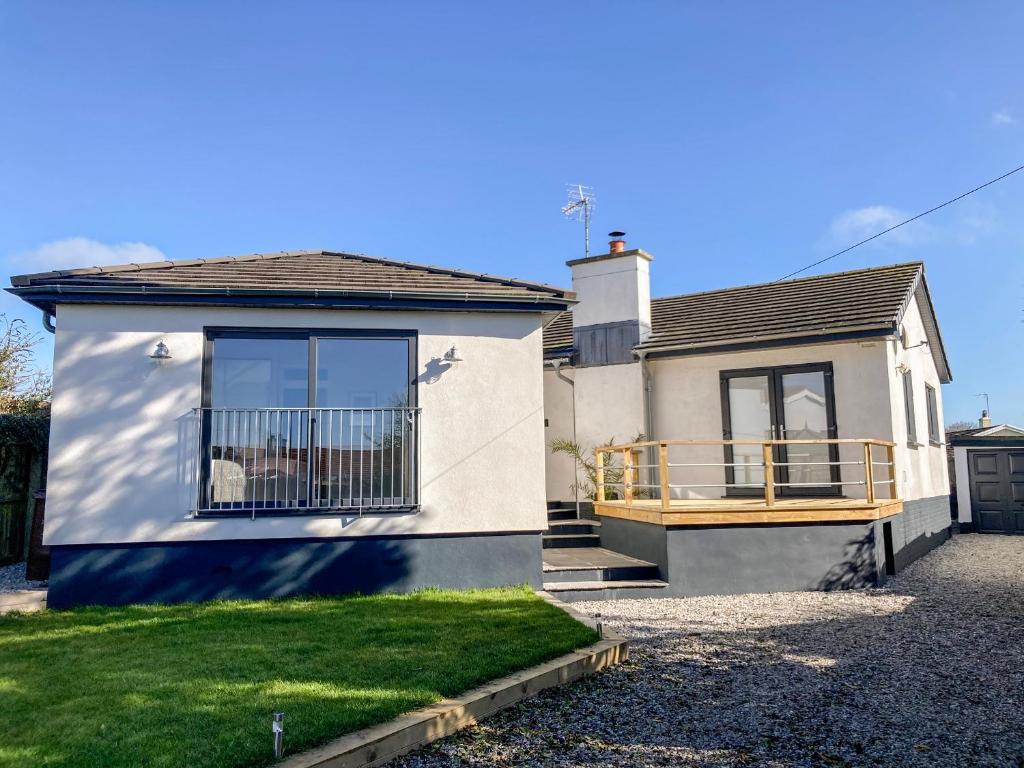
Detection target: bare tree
<box><xmin>945</xmin><ymin>420</ymin><xmax>978</xmax><ymax>433</ymax></box>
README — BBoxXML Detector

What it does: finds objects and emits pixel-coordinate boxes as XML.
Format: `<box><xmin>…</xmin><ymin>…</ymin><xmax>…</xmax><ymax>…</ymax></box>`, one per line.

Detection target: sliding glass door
<box><xmin>200</xmin><ymin>330</ymin><xmax>416</xmax><ymax>514</ymax></box>
<box><xmin>720</xmin><ymin>363</ymin><xmax>839</xmax><ymax>496</ymax></box>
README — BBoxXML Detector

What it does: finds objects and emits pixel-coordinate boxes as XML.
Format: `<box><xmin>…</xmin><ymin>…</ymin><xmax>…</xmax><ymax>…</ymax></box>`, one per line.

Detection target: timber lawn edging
<box><xmin>0</xmin><ymin>589</ymin><xmax>47</xmax><ymax>614</ymax></box>
<box><xmin>276</xmin><ymin>592</ymin><xmax>627</xmax><ymax>768</ymax></box>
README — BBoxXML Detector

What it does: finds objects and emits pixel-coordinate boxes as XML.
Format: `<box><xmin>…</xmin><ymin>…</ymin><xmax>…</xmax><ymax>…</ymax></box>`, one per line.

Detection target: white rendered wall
<box><xmin>45</xmin><ymin>304</ymin><xmax>549</xmax><ymax>545</ymax></box>
<box><xmin>541</xmin><ymin>362</ymin><xmax>646</xmax><ymax>502</ymax></box>
<box><xmin>953</xmin><ymin>446</ymin><xmax>973</xmax><ymax>525</ymax></box>
<box><xmin>647</xmin><ymin>339</ymin><xmax>893</xmax><ymax>499</ymax></box>
<box><xmin>543</xmin><ymin>368</ymin><xmax>577</xmax><ymax>501</ymax></box>
<box><xmin>885</xmin><ymin>295</ymin><xmax>951</xmax><ymax>501</ymax></box>
<box><xmin>569</xmin><ymin>253</ymin><xmax>652</xmax><ymax>333</ymax></box>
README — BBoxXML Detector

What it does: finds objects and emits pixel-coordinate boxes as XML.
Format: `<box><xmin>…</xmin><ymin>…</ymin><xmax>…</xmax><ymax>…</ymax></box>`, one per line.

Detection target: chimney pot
<box><xmin>608</xmin><ymin>231</ymin><xmax>626</xmax><ymax>253</ymax></box>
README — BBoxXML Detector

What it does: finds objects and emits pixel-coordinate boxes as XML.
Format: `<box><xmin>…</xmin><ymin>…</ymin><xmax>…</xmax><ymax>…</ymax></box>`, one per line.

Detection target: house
<box><xmin>8</xmin><ymin>251</ymin><xmax>575</xmax><ymax>607</ymax></box>
<box><xmin>540</xmin><ymin>233</ymin><xmax>953</xmax><ymax>598</ymax></box>
<box><xmin>949</xmin><ymin>415</ymin><xmax>1024</xmax><ymax>535</ymax></box>
<box><xmin>9</xmin><ymin>238</ymin><xmax>954</xmax><ymax>606</ymax></box>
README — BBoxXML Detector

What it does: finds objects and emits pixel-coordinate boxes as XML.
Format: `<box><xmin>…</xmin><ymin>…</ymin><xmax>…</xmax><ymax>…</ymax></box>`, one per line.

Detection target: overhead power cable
<box><xmin>776</xmin><ymin>162</ymin><xmax>1024</xmax><ymax>282</ymax></box>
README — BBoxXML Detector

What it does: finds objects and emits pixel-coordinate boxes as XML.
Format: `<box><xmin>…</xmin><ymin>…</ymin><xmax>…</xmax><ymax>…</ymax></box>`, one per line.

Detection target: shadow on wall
<box><xmin>816</xmin><ymin>528</ymin><xmax>879</xmax><ymax>591</ymax></box>
<box><xmin>48</xmin><ymin>537</ymin><xmax>414</xmax><ymax>608</ymax></box>
<box><xmin>416</xmin><ymin>357</ymin><xmax>453</xmax><ymax>384</ymax></box>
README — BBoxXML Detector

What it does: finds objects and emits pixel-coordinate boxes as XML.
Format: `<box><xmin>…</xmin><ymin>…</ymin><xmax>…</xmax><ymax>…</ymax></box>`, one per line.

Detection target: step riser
<box><xmin>546</xmin><ymin>510</ymin><xmax>578</xmax><ymax>521</ymax></box>
<box><xmin>545</xmin><ymin>524</ymin><xmax>597</xmax><ymax>536</ymax></box>
<box><xmin>542</xmin><ymin>536</ymin><xmax>600</xmax><ymax>549</ymax></box>
<box><xmin>547</xmin><ymin>586</ymin><xmax>670</xmax><ymax>602</ymax></box>
<box><xmin>542</xmin><ymin>566</ymin><xmax>659</xmax><ymax>583</ymax></box>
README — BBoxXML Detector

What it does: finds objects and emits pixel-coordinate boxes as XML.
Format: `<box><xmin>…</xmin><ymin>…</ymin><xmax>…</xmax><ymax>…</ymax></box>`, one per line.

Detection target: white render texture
<box><xmin>541</xmin><ymin>292</ymin><xmax>950</xmax><ymax>504</ymax></box>
<box><xmin>568</xmin><ymin>251</ymin><xmax>652</xmax><ymax>334</ymax></box>
<box><xmin>45</xmin><ymin>304</ymin><xmax>549</xmax><ymax>545</ymax></box>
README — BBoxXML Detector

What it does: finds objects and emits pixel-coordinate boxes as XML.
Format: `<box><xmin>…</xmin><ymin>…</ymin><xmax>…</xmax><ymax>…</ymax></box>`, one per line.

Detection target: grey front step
<box><xmin>541</xmin><ymin>565</ymin><xmax>658</xmax><ymax>583</ymax></box>
<box><xmin>546</xmin><ymin>509</ymin><xmax>579</xmax><ymax>522</ymax></box>
<box><xmin>546</xmin><ymin>520</ymin><xmax>601</xmax><ymax>536</ymax></box>
<box><xmin>542</xmin><ymin>533</ymin><xmax>601</xmax><ymax>549</ymax></box>
<box><xmin>542</xmin><ymin>580</ymin><xmax>670</xmax><ymax>602</ymax></box>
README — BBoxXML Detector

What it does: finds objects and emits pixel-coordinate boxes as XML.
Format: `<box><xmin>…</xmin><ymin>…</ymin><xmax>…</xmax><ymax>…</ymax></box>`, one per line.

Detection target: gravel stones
<box><xmin>0</xmin><ymin>561</ymin><xmax>47</xmax><ymax>593</ymax></box>
<box><xmin>393</xmin><ymin>535</ymin><xmax>1024</xmax><ymax>768</ymax></box>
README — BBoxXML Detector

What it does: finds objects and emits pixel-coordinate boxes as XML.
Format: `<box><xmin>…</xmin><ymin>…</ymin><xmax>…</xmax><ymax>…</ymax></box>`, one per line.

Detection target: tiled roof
<box><xmin>9</xmin><ymin>249</ymin><xmax>574</xmax><ymax>307</ymax></box>
<box><xmin>544</xmin><ymin>262</ymin><xmax>951</xmax><ymax>381</ymax></box>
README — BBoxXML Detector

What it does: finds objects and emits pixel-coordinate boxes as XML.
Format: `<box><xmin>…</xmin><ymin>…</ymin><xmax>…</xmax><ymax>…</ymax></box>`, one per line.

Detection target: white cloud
<box><xmin>829</xmin><ymin>205</ymin><xmax>920</xmax><ymax>245</ymax></box>
<box><xmin>824</xmin><ymin>200</ymin><xmax>998</xmax><ymax>254</ymax></box>
<box><xmin>991</xmin><ymin>109</ymin><xmax>1015</xmax><ymax>127</ymax></box>
<box><xmin>8</xmin><ymin>237</ymin><xmax>166</xmax><ymax>274</ymax></box>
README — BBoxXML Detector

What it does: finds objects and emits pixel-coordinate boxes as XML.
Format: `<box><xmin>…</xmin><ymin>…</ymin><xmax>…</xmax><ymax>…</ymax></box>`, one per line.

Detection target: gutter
<box><xmin>6</xmin><ymin>282</ymin><xmax>577</xmax><ymax>305</ymax></box>
<box><xmin>6</xmin><ymin>286</ymin><xmax>577</xmax><ymax>316</ymax></box>
<box><xmin>634</xmin><ymin>324</ymin><xmax>896</xmax><ymax>359</ymax></box>
<box><xmin>636</xmin><ymin>349</ymin><xmax>656</xmax><ymax>492</ymax></box>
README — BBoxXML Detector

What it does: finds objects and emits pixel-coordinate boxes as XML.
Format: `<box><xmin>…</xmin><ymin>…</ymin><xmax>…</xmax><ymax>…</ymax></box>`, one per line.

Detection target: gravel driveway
<box><xmin>394</xmin><ymin>535</ymin><xmax>1023</xmax><ymax>768</ymax></box>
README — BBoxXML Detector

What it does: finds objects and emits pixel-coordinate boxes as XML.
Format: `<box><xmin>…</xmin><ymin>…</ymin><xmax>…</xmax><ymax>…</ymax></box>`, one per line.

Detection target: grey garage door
<box><xmin>969</xmin><ymin>450</ymin><xmax>1024</xmax><ymax>534</ymax></box>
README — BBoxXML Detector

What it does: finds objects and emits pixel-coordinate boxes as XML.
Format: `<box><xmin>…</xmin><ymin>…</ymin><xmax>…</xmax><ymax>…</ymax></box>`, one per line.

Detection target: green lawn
<box><xmin>0</xmin><ymin>586</ymin><xmax>596</xmax><ymax>768</ymax></box>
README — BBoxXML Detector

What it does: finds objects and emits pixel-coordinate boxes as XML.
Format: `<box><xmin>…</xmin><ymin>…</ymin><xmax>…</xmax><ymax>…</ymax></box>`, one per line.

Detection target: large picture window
<box><xmin>200</xmin><ymin>329</ymin><xmax>417</xmax><ymax>515</ymax></box>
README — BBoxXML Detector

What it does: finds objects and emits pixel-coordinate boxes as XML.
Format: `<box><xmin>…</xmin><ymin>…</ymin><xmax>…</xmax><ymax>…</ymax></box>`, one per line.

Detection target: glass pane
<box><xmin>208</xmin><ymin>337</ymin><xmax>309</xmax><ymax>508</ymax></box>
<box><xmin>315</xmin><ymin>338</ymin><xmax>410</xmax><ymax>506</ymax></box>
<box><xmin>210</xmin><ymin>337</ymin><xmax>308</xmax><ymax>409</ymax></box>
<box><xmin>780</xmin><ymin>371</ymin><xmax>831</xmax><ymax>487</ymax></box>
<box><xmin>315</xmin><ymin>338</ymin><xmax>410</xmax><ymax>408</ymax></box>
<box><xmin>728</xmin><ymin>376</ymin><xmax>772</xmax><ymax>486</ymax></box>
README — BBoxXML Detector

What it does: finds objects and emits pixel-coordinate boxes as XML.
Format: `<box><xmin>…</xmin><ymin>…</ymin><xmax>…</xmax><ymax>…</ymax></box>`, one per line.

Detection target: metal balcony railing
<box><xmin>191</xmin><ymin>407</ymin><xmax>420</xmax><ymax>517</ymax></box>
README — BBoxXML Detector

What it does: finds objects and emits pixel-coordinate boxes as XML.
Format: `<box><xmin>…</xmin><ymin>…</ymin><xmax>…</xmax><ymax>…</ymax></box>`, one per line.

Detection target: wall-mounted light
<box><xmin>442</xmin><ymin>346</ymin><xmax>463</xmax><ymax>364</ymax></box>
<box><xmin>149</xmin><ymin>341</ymin><xmax>172</xmax><ymax>362</ymax></box>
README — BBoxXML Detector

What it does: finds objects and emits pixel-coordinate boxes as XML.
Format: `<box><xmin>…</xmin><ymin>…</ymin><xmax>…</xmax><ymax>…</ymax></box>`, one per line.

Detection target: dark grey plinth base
<box><xmin>47</xmin><ymin>532</ymin><xmax>543</xmax><ymax>609</ymax></box>
<box><xmin>598</xmin><ymin>495</ymin><xmax>953</xmax><ymax>598</ymax></box>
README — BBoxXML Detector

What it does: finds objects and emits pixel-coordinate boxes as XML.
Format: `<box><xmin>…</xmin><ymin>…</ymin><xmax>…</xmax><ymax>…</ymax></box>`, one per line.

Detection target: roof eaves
<box><xmin>635</xmin><ymin>322</ymin><xmax>896</xmax><ymax>356</ymax></box>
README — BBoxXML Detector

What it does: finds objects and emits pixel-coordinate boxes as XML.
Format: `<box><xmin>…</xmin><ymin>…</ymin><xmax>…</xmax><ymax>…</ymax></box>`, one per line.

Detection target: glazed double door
<box><xmin>720</xmin><ymin>363</ymin><xmax>839</xmax><ymax>496</ymax></box>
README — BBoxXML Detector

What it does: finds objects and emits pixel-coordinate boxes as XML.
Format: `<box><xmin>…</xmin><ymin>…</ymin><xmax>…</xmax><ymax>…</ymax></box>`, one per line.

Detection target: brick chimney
<box><xmin>566</xmin><ymin>231</ymin><xmax>652</xmax><ymax>366</ymax></box>
<box><xmin>979</xmin><ymin>410</ymin><xmax>992</xmax><ymax>428</ymax></box>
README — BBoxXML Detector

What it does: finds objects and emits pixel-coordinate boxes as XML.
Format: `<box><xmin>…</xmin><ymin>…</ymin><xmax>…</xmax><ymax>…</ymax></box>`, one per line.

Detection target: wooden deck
<box><xmin>595</xmin><ymin>497</ymin><xmax>903</xmax><ymax>526</ymax></box>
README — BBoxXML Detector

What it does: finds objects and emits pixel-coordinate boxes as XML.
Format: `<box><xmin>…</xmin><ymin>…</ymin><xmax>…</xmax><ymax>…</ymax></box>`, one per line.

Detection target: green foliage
<box><xmin>0</xmin><ymin>413</ymin><xmax>49</xmax><ymax>451</ymax></box>
<box><xmin>0</xmin><ymin>314</ymin><xmax>51</xmax><ymax>416</ymax></box>
<box><xmin>0</xmin><ymin>586</ymin><xmax>596</xmax><ymax>768</ymax></box>
<box><xmin>550</xmin><ymin>433</ymin><xmax>646</xmax><ymax>500</ymax></box>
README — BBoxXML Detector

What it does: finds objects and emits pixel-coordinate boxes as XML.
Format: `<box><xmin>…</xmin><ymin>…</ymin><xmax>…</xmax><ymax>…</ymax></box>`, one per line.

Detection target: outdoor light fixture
<box><xmin>272</xmin><ymin>712</ymin><xmax>285</xmax><ymax>759</ymax></box>
<box><xmin>149</xmin><ymin>341</ymin><xmax>172</xmax><ymax>361</ymax></box>
<box><xmin>442</xmin><ymin>346</ymin><xmax>463</xmax><ymax>364</ymax></box>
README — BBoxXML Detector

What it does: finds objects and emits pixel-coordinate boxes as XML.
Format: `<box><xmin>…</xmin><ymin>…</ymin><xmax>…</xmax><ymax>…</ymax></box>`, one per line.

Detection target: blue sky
<box><xmin>1</xmin><ymin>2</ymin><xmax>1021</xmax><ymax>425</ymax></box>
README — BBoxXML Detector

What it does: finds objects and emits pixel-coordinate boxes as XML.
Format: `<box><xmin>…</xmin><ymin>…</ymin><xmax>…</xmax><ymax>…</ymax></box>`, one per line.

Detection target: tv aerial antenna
<box><xmin>561</xmin><ymin>184</ymin><xmax>595</xmax><ymax>258</ymax></box>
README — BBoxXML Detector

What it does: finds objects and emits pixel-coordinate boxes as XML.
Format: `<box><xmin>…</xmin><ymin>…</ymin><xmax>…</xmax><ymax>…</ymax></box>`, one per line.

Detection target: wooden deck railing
<box><xmin>594</xmin><ymin>438</ymin><xmax>898</xmax><ymax>509</ymax></box>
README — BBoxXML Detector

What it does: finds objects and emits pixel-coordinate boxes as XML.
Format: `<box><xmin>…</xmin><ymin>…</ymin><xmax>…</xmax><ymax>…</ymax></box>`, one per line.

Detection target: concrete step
<box><xmin>541</xmin><ymin>533</ymin><xmax>601</xmax><ymax>549</ymax></box>
<box><xmin>542</xmin><ymin>579</ymin><xmax>670</xmax><ymax>602</ymax></box>
<box><xmin>546</xmin><ymin>508</ymin><xmax>579</xmax><ymax>522</ymax></box>
<box><xmin>546</xmin><ymin>520</ymin><xmax>601</xmax><ymax>536</ymax></box>
<box><xmin>541</xmin><ymin>565</ymin><xmax>658</xmax><ymax>583</ymax></box>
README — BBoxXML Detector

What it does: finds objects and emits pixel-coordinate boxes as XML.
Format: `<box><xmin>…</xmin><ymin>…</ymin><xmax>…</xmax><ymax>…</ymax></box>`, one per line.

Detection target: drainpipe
<box><xmin>637</xmin><ymin>350</ymin><xmax>656</xmax><ymax>493</ymax></box>
<box><xmin>41</xmin><ymin>311</ymin><xmax>55</xmax><ymax>334</ymax></box>
<box><xmin>549</xmin><ymin>357</ymin><xmax>580</xmax><ymax>517</ymax></box>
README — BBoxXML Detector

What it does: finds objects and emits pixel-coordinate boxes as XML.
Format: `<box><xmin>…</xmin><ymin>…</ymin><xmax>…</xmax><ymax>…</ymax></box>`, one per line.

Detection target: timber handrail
<box><xmin>599</xmin><ymin>437</ymin><xmax>897</xmax><ymax>452</ymax></box>
<box><xmin>594</xmin><ymin>437</ymin><xmax>898</xmax><ymax>509</ymax></box>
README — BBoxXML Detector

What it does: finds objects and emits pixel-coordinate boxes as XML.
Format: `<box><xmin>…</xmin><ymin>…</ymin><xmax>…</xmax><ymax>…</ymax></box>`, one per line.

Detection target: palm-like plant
<box><xmin>550</xmin><ymin>434</ymin><xmax>646</xmax><ymax>501</ymax></box>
